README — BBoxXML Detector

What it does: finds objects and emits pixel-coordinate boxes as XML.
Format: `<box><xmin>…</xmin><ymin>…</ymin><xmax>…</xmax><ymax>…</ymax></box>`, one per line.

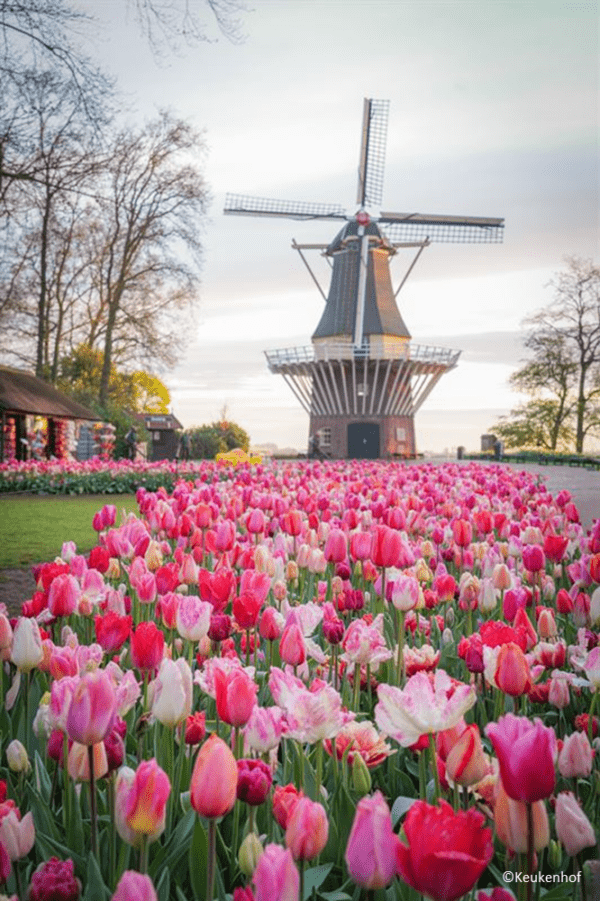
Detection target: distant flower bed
<box><xmin>0</xmin><ymin>458</ymin><xmax>222</xmax><ymax>494</ymax></box>
<box><xmin>1</xmin><ymin>459</ymin><xmax>599</xmax><ymax>901</ymax></box>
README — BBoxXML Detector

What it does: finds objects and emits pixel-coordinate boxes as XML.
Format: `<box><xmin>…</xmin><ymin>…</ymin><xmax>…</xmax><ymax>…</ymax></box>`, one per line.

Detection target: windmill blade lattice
<box><xmin>223</xmin><ymin>194</ymin><xmax>347</xmax><ymax>221</ymax></box>
<box><xmin>356</xmin><ymin>99</ymin><xmax>390</xmax><ymax>208</ymax></box>
<box><xmin>379</xmin><ymin>212</ymin><xmax>504</xmax><ymax>244</ymax></box>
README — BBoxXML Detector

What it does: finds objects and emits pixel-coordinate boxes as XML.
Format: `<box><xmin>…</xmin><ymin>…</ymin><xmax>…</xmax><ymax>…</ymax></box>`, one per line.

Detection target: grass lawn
<box><xmin>0</xmin><ymin>494</ymin><xmax>138</xmax><ymax>568</ymax></box>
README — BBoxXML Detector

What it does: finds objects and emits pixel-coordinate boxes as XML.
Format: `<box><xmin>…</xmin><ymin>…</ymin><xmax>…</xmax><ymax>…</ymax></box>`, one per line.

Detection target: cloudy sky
<box><xmin>88</xmin><ymin>0</ymin><xmax>598</xmax><ymax>452</ymax></box>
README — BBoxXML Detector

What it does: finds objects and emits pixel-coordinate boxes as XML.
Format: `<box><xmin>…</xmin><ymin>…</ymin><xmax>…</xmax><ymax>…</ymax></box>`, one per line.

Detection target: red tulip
<box><xmin>396</xmin><ymin>800</ymin><xmax>493</xmax><ymax>901</ymax></box>
<box><xmin>130</xmin><ymin>621</ymin><xmax>164</xmax><ymax>673</ymax></box>
<box><xmin>95</xmin><ymin>611</ymin><xmax>132</xmax><ymax>654</ymax></box>
<box><xmin>272</xmin><ymin>784</ymin><xmax>303</xmax><ymax>830</ymax></box>
<box><xmin>237</xmin><ymin>758</ymin><xmax>273</xmax><ymax>806</ymax></box>
<box><xmin>494</xmin><ymin>643</ymin><xmax>531</xmax><ymax>697</ymax></box>
<box><xmin>190</xmin><ymin>734</ymin><xmax>237</xmax><ymax>819</ymax></box>
<box><xmin>28</xmin><ymin>857</ymin><xmax>80</xmax><ymax>901</ymax></box>
<box><xmin>370</xmin><ymin>525</ymin><xmax>402</xmax><ymax>568</ymax></box>
<box><xmin>486</xmin><ymin>714</ymin><xmax>556</xmax><ymax>802</ymax></box>
<box><xmin>233</xmin><ymin>591</ymin><xmax>263</xmax><ymax>630</ymax></box>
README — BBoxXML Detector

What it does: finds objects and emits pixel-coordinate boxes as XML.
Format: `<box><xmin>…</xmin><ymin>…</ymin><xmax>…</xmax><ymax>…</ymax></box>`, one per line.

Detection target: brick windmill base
<box><xmin>266</xmin><ymin>340</ymin><xmax>459</xmax><ymax>459</ymax></box>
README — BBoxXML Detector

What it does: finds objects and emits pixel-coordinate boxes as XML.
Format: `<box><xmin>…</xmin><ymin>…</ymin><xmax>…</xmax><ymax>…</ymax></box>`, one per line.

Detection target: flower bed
<box><xmin>0</xmin><ymin>459</ymin><xmax>219</xmax><ymax>495</ymax></box>
<box><xmin>1</xmin><ymin>459</ymin><xmax>599</xmax><ymax>901</ymax></box>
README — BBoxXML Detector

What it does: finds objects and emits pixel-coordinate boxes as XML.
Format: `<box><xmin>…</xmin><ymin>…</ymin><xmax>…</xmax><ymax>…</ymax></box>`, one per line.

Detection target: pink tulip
<box><xmin>47</xmin><ymin>574</ymin><xmax>81</xmax><ymax>617</ymax></box>
<box><xmin>252</xmin><ymin>844</ymin><xmax>299</xmax><ymax>901</ymax></box>
<box><xmin>0</xmin><ymin>810</ymin><xmax>35</xmax><ymax>860</ymax></box>
<box><xmin>324</xmin><ymin>528</ymin><xmax>347</xmax><ymax>563</ymax></box>
<box><xmin>190</xmin><ymin>734</ymin><xmax>237</xmax><ymax>819</ymax></box>
<box><xmin>279</xmin><ymin>623</ymin><xmax>306</xmax><ymax>667</ymax></box>
<box><xmin>555</xmin><ymin>791</ymin><xmax>596</xmax><ymax>856</ymax></box>
<box><xmin>115</xmin><ymin>760</ymin><xmax>170</xmax><ymax>845</ymax></box>
<box><xmin>214</xmin><ymin>667</ymin><xmax>257</xmax><ymax>727</ymax></box>
<box><xmin>285</xmin><ymin>797</ymin><xmax>329</xmax><ymax>861</ymax></box>
<box><xmin>175</xmin><ymin>594</ymin><xmax>212</xmax><ymax>642</ymax></box>
<box><xmin>558</xmin><ymin>731</ymin><xmax>594</xmax><ymax>778</ymax></box>
<box><xmin>66</xmin><ymin>670</ymin><xmax>117</xmax><ymax>746</ymax></box>
<box><xmin>486</xmin><ymin>714</ymin><xmax>556</xmax><ymax>802</ymax></box>
<box><xmin>111</xmin><ymin>871</ymin><xmax>157</xmax><ymax>901</ymax></box>
<box><xmin>345</xmin><ymin>791</ymin><xmax>399</xmax><ymax>889</ymax></box>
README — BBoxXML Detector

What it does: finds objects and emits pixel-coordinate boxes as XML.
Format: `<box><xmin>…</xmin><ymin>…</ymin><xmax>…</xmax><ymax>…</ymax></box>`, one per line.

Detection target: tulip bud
<box><xmin>547</xmin><ymin>839</ymin><xmax>562</xmax><ymax>869</ymax></box>
<box><xmin>239</xmin><ymin>832</ymin><xmax>264</xmax><ymax>877</ymax></box>
<box><xmin>6</xmin><ymin>739</ymin><xmax>29</xmax><ymax>774</ymax></box>
<box><xmin>190</xmin><ymin>734</ymin><xmax>237</xmax><ymax>819</ymax></box>
<box><xmin>351</xmin><ymin>752</ymin><xmax>372</xmax><ymax>796</ymax></box>
<box><xmin>558</xmin><ymin>731</ymin><xmax>594</xmax><ymax>779</ymax></box>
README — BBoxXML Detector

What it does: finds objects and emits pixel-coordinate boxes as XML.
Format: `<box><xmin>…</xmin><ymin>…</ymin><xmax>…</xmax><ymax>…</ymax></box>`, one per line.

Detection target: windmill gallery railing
<box><xmin>264</xmin><ymin>342</ymin><xmax>461</xmax><ymax>418</ymax></box>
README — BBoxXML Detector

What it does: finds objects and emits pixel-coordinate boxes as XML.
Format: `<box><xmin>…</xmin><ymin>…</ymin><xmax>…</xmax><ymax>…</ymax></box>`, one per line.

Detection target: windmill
<box><xmin>224</xmin><ymin>99</ymin><xmax>504</xmax><ymax>459</ymax></box>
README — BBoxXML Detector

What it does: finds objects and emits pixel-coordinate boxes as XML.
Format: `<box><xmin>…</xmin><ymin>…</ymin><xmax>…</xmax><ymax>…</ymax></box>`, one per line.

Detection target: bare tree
<box><xmin>85</xmin><ymin>111</ymin><xmax>209</xmax><ymax>406</ymax></box>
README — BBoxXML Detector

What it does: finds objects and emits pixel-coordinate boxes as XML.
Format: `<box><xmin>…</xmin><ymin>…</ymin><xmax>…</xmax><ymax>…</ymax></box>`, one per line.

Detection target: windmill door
<box><xmin>347</xmin><ymin>422</ymin><xmax>380</xmax><ymax>459</ymax></box>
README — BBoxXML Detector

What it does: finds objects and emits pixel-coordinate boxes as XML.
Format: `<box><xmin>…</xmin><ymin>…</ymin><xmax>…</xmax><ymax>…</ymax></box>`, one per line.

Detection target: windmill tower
<box><xmin>224</xmin><ymin>99</ymin><xmax>504</xmax><ymax>459</ymax></box>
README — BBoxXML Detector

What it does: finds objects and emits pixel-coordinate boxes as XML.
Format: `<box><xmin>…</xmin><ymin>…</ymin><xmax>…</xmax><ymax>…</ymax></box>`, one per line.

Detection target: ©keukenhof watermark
<box><xmin>504</xmin><ymin>871</ymin><xmax>582</xmax><ymax>884</ymax></box>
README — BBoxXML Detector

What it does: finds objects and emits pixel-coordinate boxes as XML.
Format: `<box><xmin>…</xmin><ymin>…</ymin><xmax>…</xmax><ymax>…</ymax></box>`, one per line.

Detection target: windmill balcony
<box><xmin>265</xmin><ymin>341</ymin><xmax>460</xmax><ymax>368</ymax></box>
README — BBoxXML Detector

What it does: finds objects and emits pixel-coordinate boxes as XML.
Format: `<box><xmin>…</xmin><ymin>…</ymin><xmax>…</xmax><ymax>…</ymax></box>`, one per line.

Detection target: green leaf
<box><xmin>391</xmin><ymin>796</ymin><xmax>417</xmax><ymax>827</ymax></box>
<box><xmin>83</xmin><ymin>854</ymin><xmax>108</xmax><ymax>901</ymax></box>
<box><xmin>34</xmin><ymin>750</ymin><xmax>53</xmax><ymax>803</ymax></box>
<box><xmin>303</xmin><ymin>863</ymin><xmax>333</xmax><ymax>900</ymax></box>
<box><xmin>189</xmin><ymin>817</ymin><xmax>208</xmax><ymax>901</ymax></box>
<box><xmin>155</xmin><ymin>866</ymin><xmax>170</xmax><ymax>901</ymax></box>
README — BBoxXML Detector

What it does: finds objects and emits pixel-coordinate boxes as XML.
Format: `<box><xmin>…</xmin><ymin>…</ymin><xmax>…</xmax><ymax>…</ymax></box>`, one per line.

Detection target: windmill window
<box><xmin>319</xmin><ymin>428</ymin><xmax>332</xmax><ymax>448</ymax></box>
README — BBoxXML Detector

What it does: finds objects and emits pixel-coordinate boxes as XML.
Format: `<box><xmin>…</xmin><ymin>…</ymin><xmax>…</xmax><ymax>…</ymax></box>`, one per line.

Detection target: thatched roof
<box><xmin>0</xmin><ymin>366</ymin><xmax>101</xmax><ymax>420</ymax></box>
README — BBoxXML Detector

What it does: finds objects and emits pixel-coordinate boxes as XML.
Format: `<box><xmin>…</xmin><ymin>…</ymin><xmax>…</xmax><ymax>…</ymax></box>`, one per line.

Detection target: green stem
<box><xmin>428</xmin><ymin>732</ymin><xmax>441</xmax><ymax>802</ymax></box>
<box><xmin>87</xmin><ymin>744</ymin><xmax>97</xmax><ymax>858</ymax></box>
<box><xmin>526</xmin><ymin>802</ymin><xmax>534</xmax><ymax>901</ymax></box>
<box><xmin>139</xmin><ymin>833</ymin><xmax>149</xmax><ymax>875</ymax></box>
<box><xmin>588</xmin><ymin>690</ymin><xmax>598</xmax><ymax>745</ymax></box>
<box><xmin>352</xmin><ymin>662</ymin><xmax>361</xmax><ymax>712</ymax></box>
<box><xmin>207</xmin><ymin>819</ymin><xmax>217</xmax><ymax>901</ymax></box>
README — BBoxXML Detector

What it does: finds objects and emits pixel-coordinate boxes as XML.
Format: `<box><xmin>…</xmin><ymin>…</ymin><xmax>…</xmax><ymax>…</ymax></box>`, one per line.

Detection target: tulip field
<box><xmin>0</xmin><ymin>457</ymin><xmax>599</xmax><ymax>901</ymax></box>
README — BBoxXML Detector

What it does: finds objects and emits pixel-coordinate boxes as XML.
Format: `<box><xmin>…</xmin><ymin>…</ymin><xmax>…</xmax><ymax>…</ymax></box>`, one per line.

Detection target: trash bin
<box><xmin>457</xmin><ymin>446</ymin><xmax>465</xmax><ymax>460</ymax></box>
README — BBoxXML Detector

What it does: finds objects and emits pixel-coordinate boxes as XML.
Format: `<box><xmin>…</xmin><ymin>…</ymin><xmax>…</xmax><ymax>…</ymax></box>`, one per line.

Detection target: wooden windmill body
<box><xmin>225</xmin><ymin>100</ymin><xmax>504</xmax><ymax>459</ymax></box>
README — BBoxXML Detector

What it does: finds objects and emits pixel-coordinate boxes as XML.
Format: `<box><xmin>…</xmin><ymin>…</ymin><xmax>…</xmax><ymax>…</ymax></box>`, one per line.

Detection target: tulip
<box><xmin>214</xmin><ymin>667</ymin><xmax>257</xmax><ymax>727</ymax></box>
<box><xmin>94</xmin><ymin>611</ymin><xmax>132</xmax><ymax>653</ymax></box>
<box><xmin>375</xmin><ymin>670</ymin><xmax>476</xmax><ymax>748</ymax></box>
<box><xmin>10</xmin><ymin>617</ymin><xmax>43</xmax><ymax>672</ymax></box>
<box><xmin>324</xmin><ymin>528</ymin><xmax>347</xmax><ymax>563</ymax></box>
<box><xmin>279</xmin><ymin>623</ymin><xmax>306</xmax><ymax>667</ymax></box>
<box><xmin>236</xmin><ymin>758</ymin><xmax>273</xmax><ymax>806</ymax></box>
<box><xmin>272</xmin><ymin>784</ymin><xmax>303</xmax><ymax>830</ymax></box>
<box><xmin>494</xmin><ymin>643</ymin><xmax>531</xmax><ymax>696</ymax></box>
<box><xmin>125</xmin><ymin>760</ymin><xmax>170</xmax><ymax>837</ymax></box>
<box><xmin>239</xmin><ymin>831</ymin><xmax>264</xmax><ymax>877</ymax></box>
<box><xmin>285</xmin><ymin>797</ymin><xmax>329</xmax><ymax>861</ymax></box>
<box><xmin>175</xmin><ymin>594</ymin><xmax>212</xmax><ymax>642</ymax></box>
<box><xmin>486</xmin><ymin>714</ymin><xmax>556</xmax><ymax>802</ymax></box>
<box><xmin>5</xmin><ymin>739</ymin><xmax>29</xmax><ymax>774</ymax></box>
<box><xmin>252</xmin><ymin>844</ymin><xmax>299</xmax><ymax>901</ymax></box>
<box><xmin>184</xmin><ymin>711</ymin><xmax>206</xmax><ymax>746</ymax></box>
<box><xmin>558</xmin><ymin>731</ymin><xmax>594</xmax><ymax>778</ymax></box>
<box><xmin>130</xmin><ymin>621</ymin><xmax>165</xmax><ymax>674</ymax></box>
<box><xmin>445</xmin><ymin>724</ymin><xmax>490</xmax><ymax>787</ymax></box>
<box><xmin>111</xmin><ymin>871</ymin><xmax>158</xmax><ymax>901</ymax></box>
<box><xmin>345</xmin><ymin>791</ymin><xmax>399</xmax><ymax>890</ymax></box>
<box><xmin>68</xmin><ymin>741</ymin><xmax>109</xmax><ymax>782</ymax></box>
<box><xmin>190</xmin><ymin>734</ymin><xmax>237</xmax><ymax>820</ymax></box>
<box><xmin>0</xmin><ymin>809</ymin><xmax>35</xmax><ymax>860</ymax></box>
<box><xmin>555</xmin><ymin>791</ymin><xmax>596</xmax><ymax>856</ymax></box>
<box><xmin>370</xmin><ymin>525</ymin><xmax>402</xmax><ymax>568</ymax></box>
<box><xmin>493</xmin><ymin>782</ymin><xmax>549</xmax><ymax>854</ymax></box>
<box><xmin>151</xmin><ymin>658</ymin><xmax>192</xmax><ymax>728</ymax></box>
<box><xmin>28</xmin><ymin>857</ymin><xmax>80</xmax><ymax>901</ymax></box>
<box><xmin>48</xmin><ymin>574</ymin><xmax>81</xmax><ymax>617</ymax></box>
<box><xmin>66</xmin><ymin>670</ymin><xmax>116</xmax><ymax>746</ymax></box>
<box><xmin>396</xmin><ymin>799</ymin><xmax>493</xmax><ymax>901</ymax></box>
